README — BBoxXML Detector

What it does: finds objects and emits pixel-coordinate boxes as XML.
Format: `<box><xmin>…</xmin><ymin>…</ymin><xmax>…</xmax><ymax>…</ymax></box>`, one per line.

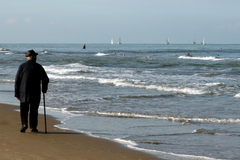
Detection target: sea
<box><xmin>1</xmin><ymin>43</ymin><xmax>240</xmax><ymax>160</ymax></box>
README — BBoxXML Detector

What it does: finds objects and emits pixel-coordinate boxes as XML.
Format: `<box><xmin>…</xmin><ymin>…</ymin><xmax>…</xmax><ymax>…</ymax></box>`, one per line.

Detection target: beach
<box><xmin>0</xmin><ymin>103</ymin><xmax>162</xmax><ymax>160</ymax></box>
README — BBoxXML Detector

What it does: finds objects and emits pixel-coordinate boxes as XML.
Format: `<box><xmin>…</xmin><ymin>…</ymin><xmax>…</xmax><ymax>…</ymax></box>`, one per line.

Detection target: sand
<box><xmin>0</xmin><ymin>103</ymin><xmax>163</xmax><ymax>160</ymax></box>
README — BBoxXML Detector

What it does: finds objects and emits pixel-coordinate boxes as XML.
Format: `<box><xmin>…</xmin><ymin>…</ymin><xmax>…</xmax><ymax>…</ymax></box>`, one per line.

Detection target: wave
<box><xmin>119</xmin><ymin>94</ymin><xmax>175</xmax><ymax>98</ymax></box>
<box><xmin>48</xmin><ymin>74</ymin><xmax>207</xmax><ymax>95</ymax></box>
<box><xmin>0</xmin><ymin>90</ymin><xmax>13</xmax><ymax>92</ymax></box>
<box><xmin>234</xmin><ymin>93</ymin><xmax>240</xmax><ymax>98</ymax></box>
<box><xmin>204</xmin><ymin>83</ymin><xmax>224</xmax><ymax>86</ymax></box>
<box><xmin>192</xmin><ymin>128</ymin><xmax>240</xmax><ymax>137</ymax></box>
<box><xmin>40</xmin><ymin>50</ymin><xmax>49</xmax><ymax>54</ymax></box>
<box><xmin>4</xmin><ymin>52</ymin><xmax>14</xmax><ymax>55</ymax></box>
<box><xmin>197</xmin><ymin>73</ymin><xmax>221</xmax><ymax>77</ymax></box>
<box><xmin>114</xmin><ymin>138</ymin><xmax>138</xmax><ymax>146</ymax></box>
<box><xmin>0</xmin><ymin>78</ymin><xmax>14</xmax><ymax>82</ymax></box>
<box><xmin>47</xmin><ymin>68</ymin><xmax>91</xmax><ymax>74</ymax></box>
<box><xmin>0</xmin><ymin>79</ymin><xmax>15</xmax><ymax>84</ymax></box>
<box><xmin>128</xmin><ymin>145</ymin><xmax>217</xmax><ymax>160</ymax></box>
<box><xmin>39</xmin><ymin>105</ymin><xmax>219</xmax><ymax>160</ymax></box>
<box><xmin>68</xmin><ymin>110</ymin><xmax>240</xmax><ymax>124</ymax></box>
<box><xmin>96</xmin><ymin>52</ymin><xmax>109</xmax><ymax>56</ymax></box>
<box><xmin>179</xmin><ymin>56</ymin><xmax>222</xmax><ymax>61</ymax></box>
<box><xmin>116</xmin><ymin>138</ymin><xmax>216</xmax><ymax>159</ymax></box>
<box><xmin>0</xmin><ymin>48</ymin><xmax>11</xmax><ymax>53</ymax></box>
<box><xmin>40</xmin><ymin>104</ymin><xmax>219</xmax><ymax>160</ymax></box>
<box><xmin>114</xmin><ymin>137</ymin><xmax>218</xmax><ymax>160</ymax></box>
<box><xmin>192</xmin><ymin>128</ymin><xmax>226</xmax><ymax>135</ymax></box>
<box><xmin>0</xmin><ymin>51</ymin><xmax>13</xmax><ymax>54</ymax></box>
<box><xmin>111</xmin><ymin>82</ymin><xmax>207</xmax><ymax>95</ymax></box>
<box><xmin>44</xmin><ymin>63</ymin><xmax>91</xmax><ymax>74</ymax></box>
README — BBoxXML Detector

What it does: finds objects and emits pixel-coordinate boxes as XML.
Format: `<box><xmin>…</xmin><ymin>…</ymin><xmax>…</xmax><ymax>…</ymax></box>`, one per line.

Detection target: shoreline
<box><xmin>0</xmin><ymin>103</ymin><xmax>163</xmax><ymax>160</ymax></box>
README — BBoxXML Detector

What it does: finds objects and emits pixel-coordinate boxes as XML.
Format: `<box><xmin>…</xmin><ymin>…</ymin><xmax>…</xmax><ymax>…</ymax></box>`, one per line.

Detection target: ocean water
<box><xmin>1</xmin><ymin>43</ymin><xmax>240</xmax><ymax>160</ymax></box>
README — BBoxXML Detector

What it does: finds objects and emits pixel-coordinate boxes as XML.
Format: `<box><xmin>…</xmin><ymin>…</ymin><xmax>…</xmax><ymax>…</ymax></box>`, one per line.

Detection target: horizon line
<box><xmin>0</xmin><ymin>42</ymin><xmax>239</xmax><ymax>45</ymax></box>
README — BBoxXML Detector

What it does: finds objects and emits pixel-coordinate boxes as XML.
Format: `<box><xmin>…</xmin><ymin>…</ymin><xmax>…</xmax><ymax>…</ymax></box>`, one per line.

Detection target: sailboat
<box><xmin>111</xmin><ymin>39</ymin><xmax>113</xmax><ymax>44</ymax></box>
<box><xmin>202</xmin><ymin>38</ymin><xmax>206</xmax><ymax>45</ymax></box>
<box><xmin>165</xmin><ymin>36</ymin><xmax>169</xmax><ymax>44</ymax></box>
<box><xmin>118</xmin><ymin>37</ymin><xmax>121</xmax><ymax>44</ymax></box>
<box><xmin>192</xmin><ymin>35</ymin><xmax>196</xmax><ymax>44</ymax></box>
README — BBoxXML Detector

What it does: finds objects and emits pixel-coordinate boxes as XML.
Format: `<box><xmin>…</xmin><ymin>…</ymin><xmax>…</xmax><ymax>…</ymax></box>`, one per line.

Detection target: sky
<box><xmin>0</xmin><ymin>0</ymin><xmax>240</xmax><ymax>44</ymax></box>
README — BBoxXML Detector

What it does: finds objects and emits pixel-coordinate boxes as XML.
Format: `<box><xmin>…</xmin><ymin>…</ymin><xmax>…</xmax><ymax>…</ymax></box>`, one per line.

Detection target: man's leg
<box><xmin>20</xmin><ymin>102</ymin><xmax>29</xmax><ymax>132</ymax></box>
<box><xmin>29</xmin><ymin>102</ymin><xmax>39</xmax><ymax>132</ymax></box>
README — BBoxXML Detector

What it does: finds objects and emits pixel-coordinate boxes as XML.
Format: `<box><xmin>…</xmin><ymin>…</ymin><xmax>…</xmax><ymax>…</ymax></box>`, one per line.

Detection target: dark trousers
<box><xmin>20</xmin><ymin>102</ymin><xmax>39</xmax><ymax>129</ymax></box>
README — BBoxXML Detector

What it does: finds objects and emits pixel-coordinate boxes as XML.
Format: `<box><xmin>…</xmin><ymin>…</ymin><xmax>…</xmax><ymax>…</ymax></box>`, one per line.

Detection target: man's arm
<box><xmin>14</xmin><ymin>65</ymin><xmax>22</xmax><ymax>100</ymax></box>
<box><xmin>41</xmin><ymin>66</ymin><xmax>49</xmax><ymax>93</ymax></box>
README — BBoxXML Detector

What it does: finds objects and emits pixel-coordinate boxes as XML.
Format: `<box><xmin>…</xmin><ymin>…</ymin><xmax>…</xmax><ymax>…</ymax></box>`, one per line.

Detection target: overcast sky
<box><xmin>1</xmin><ymin>0</ymin><xmax>240</xmax><ymax>44</ymax></box>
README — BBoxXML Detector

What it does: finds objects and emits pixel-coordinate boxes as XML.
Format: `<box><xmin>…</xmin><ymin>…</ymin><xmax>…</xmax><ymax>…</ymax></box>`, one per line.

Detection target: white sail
<box><xmin>202</xmin><ymin>38</ymin><xmax>206</xmax><ymax>45</ymax></box>
<box><xmin>165</xmin><ymin>36</ymin><xmax>169</xmax><ymax>44</ymax></box>
<box><xmin>111</xmin><ymin>39</ymin><xmax>113</xmax><ymax>44</ymax></box>
<box><xmin>192</xmin><ymin>35</ymin><xmax>196</xmax><ymax>44</ymax></box>
<box><xmin>118</xmin><ymin>37</ymin><xmax>121</xmax><ymax>44</ymax></box>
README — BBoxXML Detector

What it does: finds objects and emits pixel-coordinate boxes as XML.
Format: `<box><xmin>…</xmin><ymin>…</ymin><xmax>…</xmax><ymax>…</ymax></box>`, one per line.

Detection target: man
<box><xmin>15</xmin><ymin>50</ymin><xmax>49</xmax><ymax>133</ymax></box>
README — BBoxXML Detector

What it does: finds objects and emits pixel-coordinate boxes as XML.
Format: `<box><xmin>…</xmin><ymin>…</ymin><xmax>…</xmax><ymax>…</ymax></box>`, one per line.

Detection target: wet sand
<box><xmin>0</xmin><ymin>103</ymin><xmax>163</xmax><ymax>160</ymax></box>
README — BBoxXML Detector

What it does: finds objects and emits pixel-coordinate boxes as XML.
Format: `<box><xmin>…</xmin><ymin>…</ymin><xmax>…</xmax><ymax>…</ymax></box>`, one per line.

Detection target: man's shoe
<box><xmin>31</xmin><ymin>128</ymin><xmax>38</xmax><ymax>132</ymax></box>
<box><xmin>20</xmin><ymin>124</ymin><xmax>28</xmax><ymax>133</ymax></box>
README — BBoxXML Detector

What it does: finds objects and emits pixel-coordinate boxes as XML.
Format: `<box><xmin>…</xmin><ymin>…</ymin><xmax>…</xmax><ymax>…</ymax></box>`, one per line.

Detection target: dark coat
<box><xmin>15</xmin><ymin>60</ymin><xmax>49</xmax><ymax>103</ymax></box>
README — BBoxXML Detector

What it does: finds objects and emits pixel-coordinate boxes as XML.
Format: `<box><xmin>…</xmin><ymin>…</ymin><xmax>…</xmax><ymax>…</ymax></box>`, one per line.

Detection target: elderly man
<box><xmin>15</xmin><ymin>50</ymin><xmax>49</xmax><ymax>133</ymax></box>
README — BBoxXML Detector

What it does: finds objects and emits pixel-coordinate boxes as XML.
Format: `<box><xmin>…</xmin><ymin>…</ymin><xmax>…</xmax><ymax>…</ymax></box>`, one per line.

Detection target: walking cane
<box><xmin>43</xmin><ymin>93</ymin><xmax>47</xmax><ymax>133</ymax></box>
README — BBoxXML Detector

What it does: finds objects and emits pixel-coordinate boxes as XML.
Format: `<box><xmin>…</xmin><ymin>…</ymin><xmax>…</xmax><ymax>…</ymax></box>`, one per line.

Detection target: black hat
<box><xmin>25</xmin><ymin>50</ymin><xmax>38</xmax><ymax>57</ymax></box>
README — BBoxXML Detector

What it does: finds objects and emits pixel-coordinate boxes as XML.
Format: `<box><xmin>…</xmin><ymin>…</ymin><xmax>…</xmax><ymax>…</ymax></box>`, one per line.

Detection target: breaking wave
<box><xmin>48</xmin><ymin>74</ymin><xmax>207</xmax><ymax>95</ymax></box>
<box><xmin>179</xmin><ymin>56</ymin><xmax>222</xmax><ymax>61</ymax></box>
<box><xmin>96</xmin><ymin>52</ymin><xmax>109</xmax><ymax>56</ymax></box>
<box><xmin>68</xmin><ymin>111</ymin><xmax>240</xmax><ymax>124</ymax></box>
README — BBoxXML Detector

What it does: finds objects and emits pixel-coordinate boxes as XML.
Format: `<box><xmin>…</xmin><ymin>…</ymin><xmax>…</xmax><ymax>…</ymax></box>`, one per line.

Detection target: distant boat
<box><xmin>118</xmin><ymin>37</ymin><xmax>121</xmax><ymax>44</ymax></box>
<box><xmin>192</xmin><ymin>35</ymin><xmax>196</xmax><ymax>44</ymax></box>
<box><xmin>202</xmin><ymin>38</ymin><xmax>206</xmax><ymax>45</ymax></box>
<box><xmin>165</xmin><ymin>36</ymin><xmax>170</xmax><ymax>44</ymax></box>
<box><xmin>111</xmin><ymin>39</ymin><xmax>114</xmax><ymax>44</ymax></box>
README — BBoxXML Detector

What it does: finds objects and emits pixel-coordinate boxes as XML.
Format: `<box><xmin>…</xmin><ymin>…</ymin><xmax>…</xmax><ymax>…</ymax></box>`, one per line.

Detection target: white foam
<box><xmin>47</xmin><ymin>68</ymin><xmax>79</xmax><ymax>74</ymax></box>
<box><xmin>5</xmin><ymin>52</ymin><xmax>13</xmax><ymax>55</ymax></box>
<box><xmin>114</xmin><ymin>138</ymin><xmax>137</xmax><ymax>146</ymax></box>
<box><xmin>78</xmin><ymin>111</ymin><xmax>240</xmax><ymax>124</ymax></box>
<box><xmin>48</xmin><ymin>74</ymin><xmax>206</xmax><ymax>95</ymax></box>
<box><xmin>44</xmin><ymin>63</ymin><xmax>97</xmax><ymax>75</ymax></box>
<box><xmin>0</xmin><ymin>48</ymin><xmax>11</xmax><ymax>53</ymax></box>
<box><xmin>38</xmin><ymin>106</ymin><xmax>219</xmax><ymax>160</ymax></box>
<box><xmin>40</xmin><ymin>50</ymin><xmax>48</xmax><ymax>54</ymax></box>
<box><xmin>96</xmin><ymin>52</ymin><xmax>109</xmax><ymax>56</ymax></box>
<box><xmin>205</xmin><ymin>83</ymin><xmax>223</xmax><ymax>86</ymax></box>
<box><xmin>97</xmin><ymin>77</ymin><xmax>206</xmax><ymax>95</ymax></box>
<box><xmin>0</xmin><ymin>79</ymin><xmax>15</xmax><ymax>82</ymax></box>
<box><xmin>128</xmin><ymin>145</ymin><xmax>217</xmax><ymax>160</ymax></box>
<box><xmin>234</xmin><ymin>93</ymin><xmax>240</xmax><ymax>98</ymax></box>
<box><xmin>179</xmin><ymin>56</ymin><xmax>222</xmax><ymax>61</ymax></box>
<box><xmin>48</xmin><ymin>74</ymin><xmax>97</xmax><ymax>81</ymax></box>
<box><xmin>113</xmin><ymin>82</ymin><xmax>206</xmax><ymax>95</ymax></box>
<box><xmin>44</xmin><ymin>63</ymin><xmax>79</xmax><ymax>73</ymax></box>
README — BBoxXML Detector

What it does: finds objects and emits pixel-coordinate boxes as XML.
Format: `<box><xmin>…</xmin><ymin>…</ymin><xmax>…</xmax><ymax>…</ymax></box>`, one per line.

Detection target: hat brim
<box><xmin>25</xmin><ymin>53</ymin><xmax>38</xmax><ymax>57</ymax></box>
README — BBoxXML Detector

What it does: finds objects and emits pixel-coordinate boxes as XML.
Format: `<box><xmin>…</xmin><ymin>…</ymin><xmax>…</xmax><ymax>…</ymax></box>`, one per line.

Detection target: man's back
<box><xmin>15</xmin><ymin>60</ymin><xmax>49</xmax><ymax>103</ymax></box>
